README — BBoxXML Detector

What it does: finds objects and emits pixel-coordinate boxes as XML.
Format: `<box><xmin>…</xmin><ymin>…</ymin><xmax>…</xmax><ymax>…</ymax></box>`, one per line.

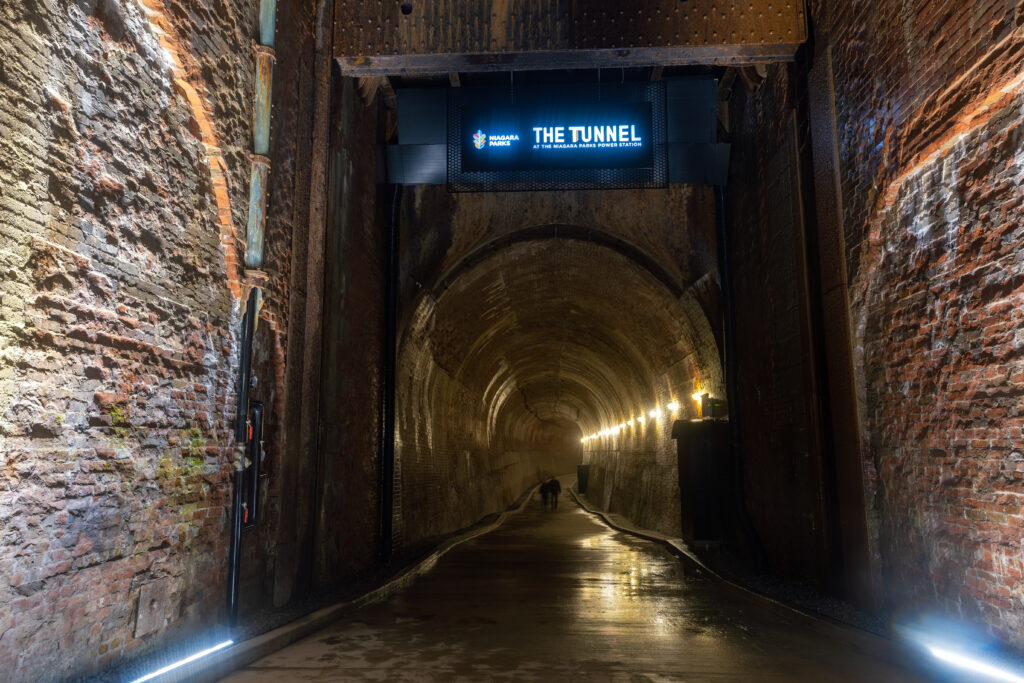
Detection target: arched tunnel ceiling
<box><xmin>405</xmin><ymin>237</ymin><xmax>721</xmax><ymax>441</ymax></box>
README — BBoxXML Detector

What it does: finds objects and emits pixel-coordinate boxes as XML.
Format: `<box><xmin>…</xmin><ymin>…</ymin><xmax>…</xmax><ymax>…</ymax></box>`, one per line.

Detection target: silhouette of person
<box><xmin>540</xmin><ymin>480</ymin><xmax>551</xmax><ymax>509</ymax></box>
<box><xmin>547</xmin><ymin>478</ymin><xmax>561</xmax><ymax>509</ymax></box>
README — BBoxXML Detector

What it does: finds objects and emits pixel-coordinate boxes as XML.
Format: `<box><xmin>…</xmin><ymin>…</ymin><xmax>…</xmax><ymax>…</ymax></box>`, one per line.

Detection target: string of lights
<box><xmin>580</xmin><ymin>390</ymin><xmax>706</xmax><ymax>444</ymax></box>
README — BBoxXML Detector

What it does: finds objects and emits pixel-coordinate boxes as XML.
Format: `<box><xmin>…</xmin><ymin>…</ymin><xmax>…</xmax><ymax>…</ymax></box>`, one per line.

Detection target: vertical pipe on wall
<box><xmin>254</xmin><ymin>46</ymin><xmax>275</xmax><ymax>158</ymax></box>
<box><xmin>258</xmin><ymin>0</ymin><xmax>277</xmax><ymax>49</ymax></box>
<box><xmin>245</xmin><ymin>157</ymin><xmax>271</xmax><ymax>268</ymax></box>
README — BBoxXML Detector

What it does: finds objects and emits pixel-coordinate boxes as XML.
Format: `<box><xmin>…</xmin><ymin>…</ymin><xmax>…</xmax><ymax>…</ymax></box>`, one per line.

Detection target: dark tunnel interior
<box><xmin>2</xmin><ymin>1</ymin><xmax>1023</xmax><ymax>679</ymax></box>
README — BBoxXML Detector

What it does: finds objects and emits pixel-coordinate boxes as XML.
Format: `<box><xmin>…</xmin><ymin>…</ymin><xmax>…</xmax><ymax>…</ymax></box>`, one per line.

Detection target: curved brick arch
<box><xmin>433</xmin><ymin>224</ymin><xmax>686</xmax><ymax>299</ymax></box>
<box><xmin>135</xmin><ymin>0</ymin><xmax>244</xmax><ymax>300</ymax></box>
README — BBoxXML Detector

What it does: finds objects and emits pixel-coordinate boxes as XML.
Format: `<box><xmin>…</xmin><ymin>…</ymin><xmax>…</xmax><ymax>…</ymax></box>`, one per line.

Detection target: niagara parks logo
<box><xmin>471</xmin><ymin>130</ymin><xmax>519</xmax><ymax>149</ymax></box>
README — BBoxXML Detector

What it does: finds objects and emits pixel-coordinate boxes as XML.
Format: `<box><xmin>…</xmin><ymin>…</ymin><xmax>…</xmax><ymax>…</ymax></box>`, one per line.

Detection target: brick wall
<box><xmin>812</xmin><ymin>0</ymin><xmax>1024</xmax><ymax>649</ymax></box>
<box><xmin>855</xmin><ymin>89</ymin><xmax>1024</xmax><ymax>646</ymax></box>
<box><xmin>0</xmin><ymin>0</ymin><xmax>253</xmax><ymax>678</ymax></box>
<box><xmin>726</xmin><ymin>4</ymin><xmax>1024</xmax><ymax>643</ymax></box>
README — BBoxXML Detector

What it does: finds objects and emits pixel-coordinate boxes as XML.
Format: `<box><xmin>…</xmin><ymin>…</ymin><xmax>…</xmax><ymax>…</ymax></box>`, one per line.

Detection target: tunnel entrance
<box><xmin>394</xmin><ymin>233</ymin><xmax>722</xmax><ymax>544</ymax></box>
<box><xmin>364</xmin><ymin>70</ymin><xmax>730</xmax><ymax>556</ymax></box>
<box><xmin>309</xmin><ymin>67</ymin><xmax>737</xmax><ymax>592</ymax></box>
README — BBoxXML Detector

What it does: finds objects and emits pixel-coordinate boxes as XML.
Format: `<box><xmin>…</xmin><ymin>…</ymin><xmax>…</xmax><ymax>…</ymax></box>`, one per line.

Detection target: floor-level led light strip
<box><xmin>129</xmin><ymin>640</ymin><xmax>234</xmax><ymax>683</ymax></box>
<box><xmin>928</xmin><ymin>645</ymin><xmax>1024</xmax><ymax>683</ymax></box>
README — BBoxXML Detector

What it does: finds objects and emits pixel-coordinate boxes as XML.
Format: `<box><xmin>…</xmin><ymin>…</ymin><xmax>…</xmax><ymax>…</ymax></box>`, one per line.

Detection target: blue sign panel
<box><xmin>460</xmin><ymin>102</ymin><xmax>654</xmax><ymax>172</ymax></box>
<box><xmin>447</xmin><ymin>82</ymin><xmax>667</xmax><ymax>192</ymax></box>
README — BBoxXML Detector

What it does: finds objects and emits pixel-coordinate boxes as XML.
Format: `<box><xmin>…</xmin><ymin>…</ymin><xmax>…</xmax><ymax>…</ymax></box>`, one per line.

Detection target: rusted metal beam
<box><xmin>337</xmin><ymin>44</ymin><xmax>799</xmax><ymax>76</ymax></box>
<box><xmin>334</xmin><ymin>0</ymin><xmax>805</xmax><ymax>75</ymax></box>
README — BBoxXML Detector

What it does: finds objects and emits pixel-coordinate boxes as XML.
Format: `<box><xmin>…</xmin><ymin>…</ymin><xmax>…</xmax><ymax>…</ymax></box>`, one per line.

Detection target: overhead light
<box><xmin>666</xmin><ymin>401</ymin><xmax>679</xmax><ymax>412</ymax></box>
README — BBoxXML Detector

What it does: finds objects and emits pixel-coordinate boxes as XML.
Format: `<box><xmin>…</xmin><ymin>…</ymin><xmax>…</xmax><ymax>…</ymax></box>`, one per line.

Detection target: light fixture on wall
<box><xmin>581</xmin><ymin>394</ymin><xmax>692</xmax><ymax>448</ymax></box>
<box><xmin>129</xmin><ymin>640</ymin><xmax>234</xmax><ymax>683</ymax></box>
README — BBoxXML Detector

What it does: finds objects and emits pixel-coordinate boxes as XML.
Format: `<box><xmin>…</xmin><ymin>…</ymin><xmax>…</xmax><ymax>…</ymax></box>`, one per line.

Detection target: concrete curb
<box><xmin>567</xmin><ymin>487</ymin><xmax>848</xmax><ymax>626</ymax></box>
<box><xmin>168</xmin><ymin>484</ymin><xmax>541</xmax><ymax>683</ymax></box>
<box><xmin>568</xmin><ymin>487</ymin><xmax>708</xmax><ymax>569</ymax></box>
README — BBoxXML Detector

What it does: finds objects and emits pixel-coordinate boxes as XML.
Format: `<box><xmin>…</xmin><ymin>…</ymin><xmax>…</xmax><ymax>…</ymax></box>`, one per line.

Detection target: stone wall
<box><xmin>0</xmin><ymin>0</ymin><xmax>253</xmax><ymax>678</ymax></box>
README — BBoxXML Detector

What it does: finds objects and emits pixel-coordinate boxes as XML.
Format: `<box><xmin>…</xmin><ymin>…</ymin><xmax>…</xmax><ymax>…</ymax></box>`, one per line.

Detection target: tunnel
<box><xmin>1</xmin><ymin>1</ymin><xmax>1024</xmax><ymax>681</ymax></box>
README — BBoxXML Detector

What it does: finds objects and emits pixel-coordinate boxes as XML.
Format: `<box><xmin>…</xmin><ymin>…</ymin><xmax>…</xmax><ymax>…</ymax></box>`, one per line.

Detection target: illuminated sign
<box><xmin>460</xmin><ymin>102</ymin><xmax>654</xmax><ymax>173</ymax></box>
<box><xmin>447</xmin><ymin>82</ymin><xmax>667</xmax><ymax>191</ymax></box>
<box><xmin>532</xmin><ymin>124</ymin><xmax>643</xmax><ymax>146</ymax></box>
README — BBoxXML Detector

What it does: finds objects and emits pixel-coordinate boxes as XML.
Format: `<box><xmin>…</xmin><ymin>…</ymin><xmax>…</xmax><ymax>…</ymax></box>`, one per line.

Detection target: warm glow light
<box><xmin>130</xmin><ymin>640</ymin><xmax>234</xmax><ymax>683</ymax></box>
<box><xmin>691</xmin><ymin>390</ymin><xmax>703</xmax><ymax>401</ymax></box>
<box><xmin>649</xmin><ymin>409</ymin><xmax>661</xmax><ymax>419</ymax></box>
<box><xmin>637</xmin><ymin>416</ymin><xmax>645</xmax><ymax>424</ymax></box>
<box><xmin>666</xmin><ymin>401</ymin><xmax>679</xmax><ymax>412</ymax></box>
<box><xmin>927</xmin><ymin>646</ymin><xmax>1024</xmax><ymax>683</ymax></box>
<box><xmin>627</xmin><ymin>419</ymin><xmax>634</xmax><ymax>427</ymax></box>
<box><xmin>618</xmin><ymin>423</ymin><xmax>625</xmax><ymax>431</ymax></box>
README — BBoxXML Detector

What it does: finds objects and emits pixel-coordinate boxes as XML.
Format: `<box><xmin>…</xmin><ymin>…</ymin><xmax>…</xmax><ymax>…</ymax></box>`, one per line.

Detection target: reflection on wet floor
<box><xmin>221</xmin><ymin>488</ymin><xmax>932</xmax><ymax>682</ymax></box>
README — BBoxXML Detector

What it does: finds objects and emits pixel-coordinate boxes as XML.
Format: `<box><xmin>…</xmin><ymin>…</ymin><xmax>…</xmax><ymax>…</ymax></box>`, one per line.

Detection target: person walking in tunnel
<box><xmin>539</xmin><ymin>480</ymin><xmax>551</xmax><ymax>509</ymax></box>
<box><xmin>546</xmin><ymin>478</ymin><xmax>561</xmax><ymax>509</ymax></box>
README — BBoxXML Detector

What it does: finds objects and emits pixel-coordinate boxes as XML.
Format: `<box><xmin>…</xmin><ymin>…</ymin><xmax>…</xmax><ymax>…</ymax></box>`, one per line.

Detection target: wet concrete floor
<box><xmin>222</xmin><ymin>490</ymin><xmax>933</xmax><ymax>681</ymax></box>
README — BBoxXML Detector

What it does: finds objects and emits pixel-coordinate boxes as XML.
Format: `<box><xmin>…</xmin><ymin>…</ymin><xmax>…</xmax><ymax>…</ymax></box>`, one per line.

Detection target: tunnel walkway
<box><xmin>221</xmin><ymin>486</ymin><xmax>931</xmax><ymax>682</ymax></box>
